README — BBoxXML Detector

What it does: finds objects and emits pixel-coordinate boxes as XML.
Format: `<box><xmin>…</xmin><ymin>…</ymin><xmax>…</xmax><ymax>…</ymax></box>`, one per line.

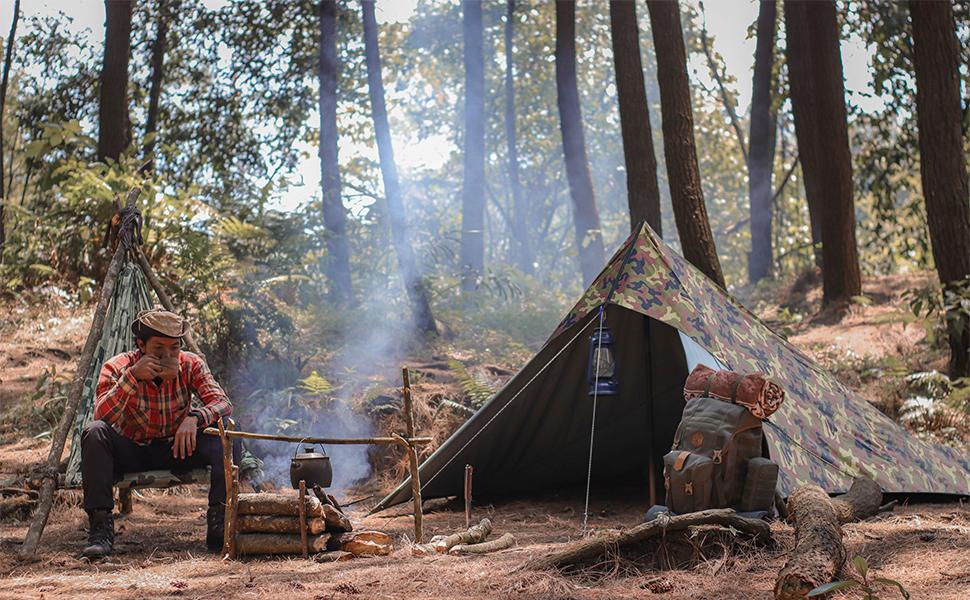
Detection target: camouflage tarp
<box><xmin>373</xmin><ymin>224</ymin><xmax>970</xmax><ymax>512</ymax></box>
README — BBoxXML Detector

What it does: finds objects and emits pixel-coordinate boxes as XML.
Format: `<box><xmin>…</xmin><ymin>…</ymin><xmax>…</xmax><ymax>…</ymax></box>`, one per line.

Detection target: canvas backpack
<box><xmin>664</xmin><ymin>377</ymin><xmax>765</xmax><ymax>513</ymax></box>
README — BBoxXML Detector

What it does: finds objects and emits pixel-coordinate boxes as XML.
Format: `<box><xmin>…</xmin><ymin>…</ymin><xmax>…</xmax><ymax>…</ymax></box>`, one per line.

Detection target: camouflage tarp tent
<box><xmin>373</xmin><ymin>224</ymin><xmax>970</xmax><ymax>512</ymax></box>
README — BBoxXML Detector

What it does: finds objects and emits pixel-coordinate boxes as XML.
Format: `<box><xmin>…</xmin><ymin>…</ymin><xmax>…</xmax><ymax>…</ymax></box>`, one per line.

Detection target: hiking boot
<box><xmin>82</xmin><ymin>509</ymin><xmax>114</xmax><ymax>559</ymax></box>
<box><xmin>206</xmin><ymin>505</ymin><xmax>225</xmax><ymax>553</ymax></box>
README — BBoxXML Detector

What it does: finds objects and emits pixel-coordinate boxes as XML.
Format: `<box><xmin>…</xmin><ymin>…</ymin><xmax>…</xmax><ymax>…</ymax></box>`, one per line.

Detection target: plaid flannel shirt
<box><xmin>94</xmin><ymin>350</ymin><xmax>232</xmax><ymax>443</ymax></box>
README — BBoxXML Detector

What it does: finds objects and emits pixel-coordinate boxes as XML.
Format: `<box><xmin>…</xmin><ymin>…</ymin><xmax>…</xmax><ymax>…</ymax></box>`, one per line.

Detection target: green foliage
<box><xmin>808</xmin><ymin>556</ymin><xmax>910</xmax><ymax>600</ymax></box>
<box><xmin>447</xmin><ymin>359</ymin><xmax>497</xmax><ymax>408</ymax></box>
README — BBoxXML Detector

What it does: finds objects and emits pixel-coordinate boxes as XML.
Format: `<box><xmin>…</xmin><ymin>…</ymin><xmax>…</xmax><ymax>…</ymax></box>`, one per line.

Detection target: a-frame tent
<box><xmin>372</xmin><ymin>223</ymin><xmax>970</xmax><ymax>513</ymax></box>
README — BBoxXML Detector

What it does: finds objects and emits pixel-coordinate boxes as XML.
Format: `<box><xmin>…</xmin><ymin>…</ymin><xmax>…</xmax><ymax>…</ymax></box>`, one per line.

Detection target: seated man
<box><xmin>80</xmin><ymin>308</ymin><xmax>233</xmax><ymax>558</ymax></box>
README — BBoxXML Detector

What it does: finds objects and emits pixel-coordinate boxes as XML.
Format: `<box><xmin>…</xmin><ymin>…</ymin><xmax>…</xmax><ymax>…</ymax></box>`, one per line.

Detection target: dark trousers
<box><xmin>81</xmin><ymin>419</ymin><xmax>233</xmax><ymax>512</ymax></box>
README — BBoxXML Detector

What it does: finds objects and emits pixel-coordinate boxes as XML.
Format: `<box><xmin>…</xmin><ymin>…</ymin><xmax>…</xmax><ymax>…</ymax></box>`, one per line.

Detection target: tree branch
<box><xmin>699</xmin><ymin>3</ymin><xmax>748</xmax><ymax>163</ymax></box>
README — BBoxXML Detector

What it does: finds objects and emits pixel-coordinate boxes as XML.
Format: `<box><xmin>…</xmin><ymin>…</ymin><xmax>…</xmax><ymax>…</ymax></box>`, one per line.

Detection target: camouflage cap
<box><xmin>131</xmin><ymin>308</ymin><xmax>188</xmax><ymax>339</ymax></box>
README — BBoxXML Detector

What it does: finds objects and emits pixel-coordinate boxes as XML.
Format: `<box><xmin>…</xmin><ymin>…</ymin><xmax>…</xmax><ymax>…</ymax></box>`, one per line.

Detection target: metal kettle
<box><xmin>289</xmin><ymin>444</ymin><xmax>333</xmax><ymax>490</ymax></box>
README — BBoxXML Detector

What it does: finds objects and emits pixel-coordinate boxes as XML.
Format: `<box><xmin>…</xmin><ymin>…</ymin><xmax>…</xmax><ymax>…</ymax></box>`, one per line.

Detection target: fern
<box><xmin>448</xmin><ymin>359</ymin><xmax>497</xmax><ymax>408</ymax></box>
<box><xmin>299</xmin><ymin>370</ymin><xmax>334</xmax><ymax>396</ymax></box>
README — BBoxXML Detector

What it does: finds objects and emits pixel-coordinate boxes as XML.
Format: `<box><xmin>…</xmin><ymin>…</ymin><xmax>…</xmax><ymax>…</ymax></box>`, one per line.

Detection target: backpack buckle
<box><xmin>713</xmin><ymin>449</ymin><xmax>723</xmax><ymax>464</ymax></box>
<box><xmin>684</xmin><ymin>482</ymin><xmax>693</xmax><ymax>496</ymax></box>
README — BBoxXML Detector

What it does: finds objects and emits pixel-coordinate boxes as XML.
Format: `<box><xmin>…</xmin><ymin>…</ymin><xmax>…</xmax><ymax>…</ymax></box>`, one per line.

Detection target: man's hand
<box><xmin>157</xmin><ymin>356</ymin><xmax>180</xmax><ymax>382</ymax></box>
<box><xmin>173</xmin><ymin>415</ymin><xmax>198</xmax><ymax>459</ymax></box>
<box><xmin>129</xmin><ymin>354</ymin><xmax>163</xmax><ymax>381</ymax></box>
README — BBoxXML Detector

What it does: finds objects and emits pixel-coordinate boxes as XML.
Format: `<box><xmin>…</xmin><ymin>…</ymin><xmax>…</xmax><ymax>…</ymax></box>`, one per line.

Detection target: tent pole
<box><xmin>19</xmin><ymin>188</ymin><xmax>141</xmax><ymax>558</ymax></box>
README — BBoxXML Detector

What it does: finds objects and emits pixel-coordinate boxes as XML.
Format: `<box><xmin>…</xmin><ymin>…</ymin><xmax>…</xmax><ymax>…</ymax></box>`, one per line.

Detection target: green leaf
<box><xmin>24</xmin><ymin>140</ymin><xmax>47</xmax><ymax>158</ymax></box>
<box><xmin>872</xmin><ymin>577</ymin><xmax>911</xmax><ymax>600</ymax></box>
<box><xmin>853</xmin><ymin>555</ymin><xmax>869</xmax><ymax>578</ymax></box>
<box><xmin>808</xmin><ymin>580</ymin><xmax>861</xmax><ymax>597</ymax></box>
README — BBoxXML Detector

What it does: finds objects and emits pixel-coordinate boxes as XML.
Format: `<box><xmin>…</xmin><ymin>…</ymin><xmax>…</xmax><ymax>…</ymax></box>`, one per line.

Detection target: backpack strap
<box><xmin>731</xmin><ymin>374</ymin><xmax>742</xmax><ymax>403</ymax></box>
<box><xmin>703</xmin><ymin>373</ymin><xmax>714</xmax><ymax>397</ymax></box>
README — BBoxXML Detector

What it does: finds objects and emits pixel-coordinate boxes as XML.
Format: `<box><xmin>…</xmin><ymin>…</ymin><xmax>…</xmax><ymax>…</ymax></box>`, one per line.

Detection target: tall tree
<box><xmin>785</xmin><ymin>0</ymin><xmax>861</xmax><ymax>305</ymax></box>
<box><xmin>909</xmin><ymin>0</ymin><xmax>970</xmax><ymax>377</ymax></box>
<box><xmin>361</xmin><ymin>0</ymin><xmax>437</xmax><ymax>335</ymax></box>
<box><xmin>0</xmin><ymin>0</ymin><xmax>21</xmax><ymax>253</ymax></box>
<box><xmin>143</xmin><ymin>0</ymin><xmax>177</xmax><ymax>171</ymax></box>
<box><xmin>747</xmin><ymin>0</ymin><xmax>778</xmax><ymax>284</ymax></box>
<box><xmin>504</xmin><ymin>0</ymin><xmax>531</xmax><ymax>274</ymax></box>
<box><xmin>609</xmin><ymin>0</ymin><xmax>662</xmax><ymax>235</ymax></box>
<box><xmin>97</xmin><ymin>0</ymin><xmax>134</xmax><ymax>162</ymax></box>
<box><xmin>318</xmin><ymin>0</ymin><xmax>353</xmax><ymax>304</ymax></box>
<box><xmin>555</xmin><ymin>0</ymin><xmax>605</xmax><ymax>285</ymax></box>
<box><xmin>459</xmin><ymin>0</ymin><xmax>485</xmax><ymax>291</ymax></box>
<box><xmin>646</xmin><ymin>0</ymin><xmax>724</xmax><ymax>287</ymax></box>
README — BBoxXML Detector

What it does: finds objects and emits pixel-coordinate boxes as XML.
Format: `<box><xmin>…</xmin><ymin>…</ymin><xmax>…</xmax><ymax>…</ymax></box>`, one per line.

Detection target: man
<box><xmin>80</xmin><ymin>308</ymin><xmax>233</xmax><ymax>558</ymax></box>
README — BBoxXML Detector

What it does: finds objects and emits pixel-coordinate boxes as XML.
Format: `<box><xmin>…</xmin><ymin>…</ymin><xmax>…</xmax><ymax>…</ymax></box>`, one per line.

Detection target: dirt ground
<box><xmin>2</xmin><ymin>275</ymin><xmax>969</xmax><ymax>599</ymax></box>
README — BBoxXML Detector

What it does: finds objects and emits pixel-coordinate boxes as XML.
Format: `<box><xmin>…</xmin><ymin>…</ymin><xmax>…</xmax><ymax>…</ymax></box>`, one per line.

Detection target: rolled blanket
<box><xmin>683</xmin><ymin>364</ymin><xmax>784</xmax><ymax>419</ymax></box>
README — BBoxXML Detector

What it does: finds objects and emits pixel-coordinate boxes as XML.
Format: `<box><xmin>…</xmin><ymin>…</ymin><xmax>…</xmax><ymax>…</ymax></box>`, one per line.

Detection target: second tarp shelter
<box><xmin>373</xmin><ymin>223</ymin><xmax>970</xmax><ymax>512</ymax></box>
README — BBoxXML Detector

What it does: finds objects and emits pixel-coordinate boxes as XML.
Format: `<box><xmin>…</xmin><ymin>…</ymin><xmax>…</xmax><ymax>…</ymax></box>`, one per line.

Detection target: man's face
<box><xmin>137</xmin><ymin>336</ymin><xmax>182</xmax><ymax>361</ymax></box>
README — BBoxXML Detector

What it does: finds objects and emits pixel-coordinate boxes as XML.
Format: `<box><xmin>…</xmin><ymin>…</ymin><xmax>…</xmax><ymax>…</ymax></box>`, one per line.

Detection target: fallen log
<box><xmin>237</xmin><ymin>492</ymin><xmax>325</xmax><ymax>518</ymax></box>
<box><xmin>774</xmin><ymin>478</ymin><xmax>883</xmax><ymax>600</ymax></box>
<box><xmin>449</xmin><ymin>532</ymin><xmax>515</xmax><ymax>555</ymax></box>
<box><xmin>237</xmin><ymin>515</ymin><xmax>328</xmax><ymax>535</ymax></box>
<box><xmin>334</xmin><ymin>531</ymin><xmax>393</xmax><ymax>556</ymax></box>
<box><xmin>434</xmin><ymin>518</ymin><xmax>492</xmax><ymax>553</ymax></box>
<box><xmin>521</xmin><ymin>508</ymin><xmax>772</xmax><ymax>572</ymax></box>
<box><xmin>237</xmin><ymin>532</ymin><xmax>330</xmax><ymax>555</ymax></box>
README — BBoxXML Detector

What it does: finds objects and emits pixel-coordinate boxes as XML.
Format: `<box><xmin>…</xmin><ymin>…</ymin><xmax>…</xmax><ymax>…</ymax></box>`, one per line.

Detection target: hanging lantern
<box><xmin>587</xmin><ymin>325</ymin><xmax>619</xmax><ymax>396</ymax></box>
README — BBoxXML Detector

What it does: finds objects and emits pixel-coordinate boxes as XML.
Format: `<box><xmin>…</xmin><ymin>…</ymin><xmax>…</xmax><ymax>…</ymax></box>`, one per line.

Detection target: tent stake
<box><xmin>401</xmin><ymin>367</ymin><xmax>423</xmax><ymax>543</ymax></box>
<box><xmin>19</xmin><ymin>188</ymin><xmax>141</xmax><ymax>559</ymax></box>
<box><xmin>464</xmin><ymin>465</ymin><xmax>473</xmax><ymax>528</ymax></box>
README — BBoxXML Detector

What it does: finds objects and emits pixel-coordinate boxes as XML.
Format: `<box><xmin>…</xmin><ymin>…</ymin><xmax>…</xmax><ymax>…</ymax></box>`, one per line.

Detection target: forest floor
<box><xmin>1</xmin><ymin>272</ymin><xmax>969</xmax><ymax>599</ymax></box>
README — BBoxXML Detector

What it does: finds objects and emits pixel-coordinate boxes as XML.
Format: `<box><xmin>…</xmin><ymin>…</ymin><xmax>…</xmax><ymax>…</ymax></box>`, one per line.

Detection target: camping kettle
<box><xmin>289</xmin><ymin>444</ymin><xmax>333</xmax><ymax>490</ymax></box>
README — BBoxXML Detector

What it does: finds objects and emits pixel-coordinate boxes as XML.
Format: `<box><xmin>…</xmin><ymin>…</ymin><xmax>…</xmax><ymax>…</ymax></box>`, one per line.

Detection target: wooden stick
<box><xmin>435</xmin><ymin>518</ymin><xmax>491</xmax><ymax>553</ymax></box>
<box><xmin>450</xmin><ymin>532</ymin><xmax>515</xmax><ymax>555</ymax></box>
<box><xmin>464</xmin><ymin>464</ymin><xmax>473</xmax><ymax>529</ymax></box>
<box><xmin>401</xmin><ymin>367</ymin><xmax>423</xmax><ymax>543</ymax></box>
<box><xmin>19</xmin><ymin>188</ymin><xmax>141</xmax><ymax>558</ymax></box>
<box><xmin>132</xmin><ymin>245</ymin><xmax>203</xmax><ymax>357</ymax></box>
<box><xmin>229</xmin><ymin>464</ymin><xmax>239</xmax><ymax>559</ymax></box>
<box><xmin>202</xmin><ymin>427</ymin><xmax>431</xmax><ymax>446</ymax></box>
<box><xmin>218</xmin><ymin>419</ymin><xmax>233</xmax><ymax>557</ymax></box>
<box><xmin>298</xmin><ymin>480</ymin><xmax>308</xmax><ymax>558</ymax></box>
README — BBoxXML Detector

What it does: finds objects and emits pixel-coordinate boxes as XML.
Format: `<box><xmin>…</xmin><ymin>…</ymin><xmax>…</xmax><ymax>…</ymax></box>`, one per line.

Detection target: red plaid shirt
<box><xmin>94</xmin><ymin>350</ymin><xmax>232</xmax><ymax>443</ymax></box>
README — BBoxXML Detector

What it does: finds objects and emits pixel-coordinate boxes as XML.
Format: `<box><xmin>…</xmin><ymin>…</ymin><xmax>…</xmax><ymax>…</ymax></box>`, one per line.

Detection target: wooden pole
<box><xmin>401</xmin><ymin>367</ymin><xmax>423</xmax><ymax>543</ymax></box>
<box><xmin>132</xmin><ymin>245</ymin><xmax>203</xmax><ymax>357</ymax></box>
<box><xmin>298</xmin><ymin>480</ymin><xmax>308</xmax><ymax>558</ymax></box>
<box><xmin>229</xmin><ymin>464</ymin><xmax>239</xmax><ymax>559</ymax></box>
<box><xmin>217</xmin><ymin>419</ymin><xmax>233</xmax><ymax>557</ymax></box>
<box><xmin>202</xmin><ymin>427</ymin><xmax>431</xmax><ymax>446</ymax></box>
<box><xmin>464</xmin><ymin>464</ymin><xmax>473</xmax><ymax>529</ymax></box>
<box><xmin>19</xmin><ymin>188</ymin><xmax>141</xmax><ymax>559</ymax></box>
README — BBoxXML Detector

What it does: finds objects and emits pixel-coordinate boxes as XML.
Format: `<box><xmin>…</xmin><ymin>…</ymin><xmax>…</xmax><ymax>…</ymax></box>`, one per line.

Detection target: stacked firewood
<box><xmin>233</xmin><ymin>488</ymin><xmax>392</xmax><ymax>558</ymax></box>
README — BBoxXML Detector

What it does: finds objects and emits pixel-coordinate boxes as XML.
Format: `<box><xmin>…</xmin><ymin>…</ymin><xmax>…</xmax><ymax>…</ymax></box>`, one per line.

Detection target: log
<box><xmin>434</xmin><ymin>518</ymin><xmax>492</xmax><ymax>553</ymax></box>
<box><xmin>450</xmin><ymin>532</ymin><xmax>515</xmax><ymax>555</ymax></box>
<box><xmin>336</xmin><ymin>531</ymin><xmax>393</xmax><ymax>556</ymax></box>
<box><xmin>774</xmin><ymin>478</ymin><xmax>883</xmax><ymax>600</ymax></box>
<box><xmin>237</xmin><ymin>515</ymin><xmax>329</xmax><ymax>535</ymax></box>
<box><xmin>322</xmin><ymin>504</ymin><xmax>353</xmax><ymax>533</ymax></box>
<box><xmin>237</xmin><ymin>492</ymin><xmax>325</xmax><ymax>518</ymax></box>
<box><xmin>521</xmin><ymin>508</ymin><xmax>772</xmax><ymax>572</ymax></box>
<box><xmin>236</xmin><ymin>532</ymin><xmax>330</xmax><ymax>555</ymax></box>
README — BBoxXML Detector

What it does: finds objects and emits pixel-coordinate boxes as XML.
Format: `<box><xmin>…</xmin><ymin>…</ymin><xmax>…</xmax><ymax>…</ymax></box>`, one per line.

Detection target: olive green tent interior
<box><xmin>371</xmin><ymin>223</ymin><xmax>970</xmax><ymax>513</ymax></box>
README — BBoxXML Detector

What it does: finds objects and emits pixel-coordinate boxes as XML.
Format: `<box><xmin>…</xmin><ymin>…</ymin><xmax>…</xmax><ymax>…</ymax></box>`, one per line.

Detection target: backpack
<box><xmin>664</xmin><ymin>376</ymin><xmax>765</xmax><ymax>513</ymax></box>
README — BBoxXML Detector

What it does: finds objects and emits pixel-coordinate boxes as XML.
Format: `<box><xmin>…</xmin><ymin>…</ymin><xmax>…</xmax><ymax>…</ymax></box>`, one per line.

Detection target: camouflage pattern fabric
<box><xmin>554</xmin><ymin>223</ymin><xmax>970</xmax><ymax>496</ymax></box>
<box><xmin>62</xmin><ymin>262</ymin><xmax>156</xmax><ymax>488</ymax></box>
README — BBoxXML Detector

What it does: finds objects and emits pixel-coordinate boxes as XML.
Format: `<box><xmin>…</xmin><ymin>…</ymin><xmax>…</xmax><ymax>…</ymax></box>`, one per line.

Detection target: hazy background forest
<box><xmin>0</xmin><ymin>0</ymin><xmax>968</xmax><ymax>463</ymax></box>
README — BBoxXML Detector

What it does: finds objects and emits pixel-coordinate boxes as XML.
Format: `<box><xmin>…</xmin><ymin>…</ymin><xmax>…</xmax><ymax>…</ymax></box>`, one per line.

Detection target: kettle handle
<box><xmin>293</xmin><ymin>440</ymin><xmax>328</xmax><ymax>457</ymax></box>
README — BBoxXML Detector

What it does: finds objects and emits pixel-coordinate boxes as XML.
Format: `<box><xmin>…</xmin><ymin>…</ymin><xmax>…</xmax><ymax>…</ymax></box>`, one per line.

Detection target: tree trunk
<box><xmin>555</xmin><ymin>0</ymin><xmax>606</xmax><ymax>286</ymax></box>
<box><xmin>144</xmin><ymin>0</ymin><xmax>176</xmax><ymax>171</ymax></box>
<box><xmin>909</xmin><ymin>0</ymin><xmax>970</xmax><ymax>378</ymax></box>
<box><xmin>609</xmin><ymin>0</ymin><xmax>662</xmax><ymax>235</ymax></box>
<box><xmin>646</xmin><ymin>0</ymin><xmax>724</xmax><ymax>287</ymax></box>
<box><xmin>319</xmin><ymin>0</ymin><xmax>353</xmax><ymax>305</ymax></box>
<box><xmin>784</xmin><ymin>0</ymin><xmax>861</xmax><ymax>305</ymax></box>
<box><xmin>98</xmin><ymin>0</ymin><xmax>133</xmax><ymax>162</ymax></box>
<box><xmin>0</xmin><ymin>0</ymin><xmax>20</xmax><ymax>253</ymax></box>
<box><xmin>747</xmin><ymin>0</ymin><xmax>777</xmax><ymax>284</ymax></box>
<box><xmin>460</xmin><ymin>0</ymin><xmax>486</xmax><ymax>291</ymax></box>
<box><xmin>504</xmin><ymin>0</ymin><xmax>531</xmax><ymax>274</ymax></box>
<box><xmin>361</xmin><ymin>0</ymin><xmax>438</xmax><ymax>335</ymax></box>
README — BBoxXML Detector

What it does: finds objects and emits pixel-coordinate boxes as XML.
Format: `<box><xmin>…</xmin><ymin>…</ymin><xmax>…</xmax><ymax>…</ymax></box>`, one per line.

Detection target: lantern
<box><xmin>587</xmin><ymin>325</ymin><xmax>619</xmax><ymax>396</ymax></box>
